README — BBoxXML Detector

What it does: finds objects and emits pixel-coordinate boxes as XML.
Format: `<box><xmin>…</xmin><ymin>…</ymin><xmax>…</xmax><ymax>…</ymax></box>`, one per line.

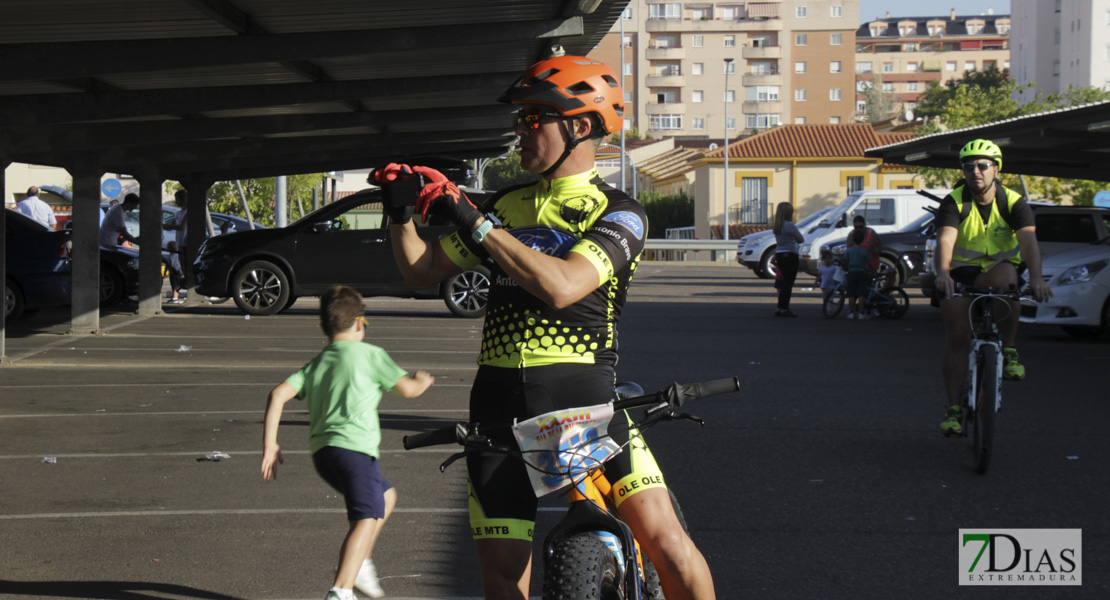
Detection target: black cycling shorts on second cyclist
<box><xmin>465</xmin><ymin>364</ymin><xmax>666</xmax><ymax>541</ymax></box>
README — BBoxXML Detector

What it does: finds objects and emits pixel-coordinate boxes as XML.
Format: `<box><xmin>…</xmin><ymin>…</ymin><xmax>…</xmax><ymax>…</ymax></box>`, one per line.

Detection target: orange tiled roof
<box><xmin>704</xmin><ymin>124</ymin><xmax>916</xmax><ymax>160</ymax></box>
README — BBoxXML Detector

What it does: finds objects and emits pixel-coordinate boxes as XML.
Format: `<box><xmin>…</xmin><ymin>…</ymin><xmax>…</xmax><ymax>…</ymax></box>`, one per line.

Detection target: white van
<box><xmin>798</xmin><ymin>189</ymin><xmax>946</xmax><ymax>277</ymax></box>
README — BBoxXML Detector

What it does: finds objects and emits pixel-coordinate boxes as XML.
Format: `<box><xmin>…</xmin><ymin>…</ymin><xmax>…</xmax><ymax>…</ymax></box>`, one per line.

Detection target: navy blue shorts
<box><xmin>312</xmin><ymin>446</ymin><xmax>393</xmax><ymax>521</ymax></box>
<box><xmin>845</xmin><ymin>270</ymin><xmax>871</xmax><ymax>298</ymax></box>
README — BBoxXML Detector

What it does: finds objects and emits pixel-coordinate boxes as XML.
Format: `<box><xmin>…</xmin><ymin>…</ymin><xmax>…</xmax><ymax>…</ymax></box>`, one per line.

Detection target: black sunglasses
<box><xmin>961</xmin><ymin>161</ymin><xmax>995</xmax><ymax>173</ymax></box>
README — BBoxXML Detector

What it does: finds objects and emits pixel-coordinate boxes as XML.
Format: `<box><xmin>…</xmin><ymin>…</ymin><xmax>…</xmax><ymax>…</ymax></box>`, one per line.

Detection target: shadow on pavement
<box><xmin>0</xmin><ymin>579</ymin><xmax>246</xmax><ymax>600</ymax></box>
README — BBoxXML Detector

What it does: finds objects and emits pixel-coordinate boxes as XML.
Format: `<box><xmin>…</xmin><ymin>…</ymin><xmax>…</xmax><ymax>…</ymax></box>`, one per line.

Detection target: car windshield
<box><xmin>816</xmin><ymin>192</ymin><xmax>863</xmax><ymax>228</ymax></box>
<box><xmin>898</xmin><ymin>210</ymin><xmax>934</xmax><ymax>233</ymax></box>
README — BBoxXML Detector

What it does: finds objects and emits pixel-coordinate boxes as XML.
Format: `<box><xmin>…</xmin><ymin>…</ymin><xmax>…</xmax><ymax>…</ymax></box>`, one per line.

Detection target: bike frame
<box><xmin>965</xmin><ymin>293</ymin><xmax>1006</xmax><ymax>418</ymax></box>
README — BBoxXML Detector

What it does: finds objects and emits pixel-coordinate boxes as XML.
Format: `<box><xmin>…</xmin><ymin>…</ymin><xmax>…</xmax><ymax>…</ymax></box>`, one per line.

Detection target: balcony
<box><xmin>645</xmin><ymin>17</ymin><xmax>782</xmax><ymax>33</ymax></box>
<box><xmin>646</xmin><ymin>46</ymin><xmax>686</xmax><ymax>60</ymax></box>
<box><xmin>646</xmin><ymin>74</ymin><xmax>686</xmax><ymax>87</ymax></box>
<box><xmin>742</xmin><ymin>72</ymin><xmax>782</xmax><ymax>86</ymax></box>
<box><xmin>646</xmin><ymin>102</ymin><xmax>686</xmax><ymax>115</ymax></box>
<box><xmin>742</xmin><ymin>100</ymin><xmax>783</xmax><ymax>113</ymax></box>
<box><xmin>742</xmin><ymin>45</ymin><xmax>781</xmax><ymax>59</ymax></box>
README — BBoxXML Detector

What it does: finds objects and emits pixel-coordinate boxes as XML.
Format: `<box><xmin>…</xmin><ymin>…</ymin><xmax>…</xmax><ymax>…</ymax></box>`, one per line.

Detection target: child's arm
<box><xmin>261</xmin><ymin>381</ymin><xmax>298</xmax><ymax>481</ymax></box>
<box><xmin>392</xmin><ymin>370</ymin><xmax>435</xmax><ymax>398</ymax></box>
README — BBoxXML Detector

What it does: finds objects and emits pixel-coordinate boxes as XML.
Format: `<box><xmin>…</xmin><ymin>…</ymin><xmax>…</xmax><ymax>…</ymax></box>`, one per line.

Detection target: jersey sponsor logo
<box><xmin>601</xmin><ymin>211</ymin><xmax>644</xmax><ymax>240</ymax></box>
<box><xmin>511</xmin><ymin>226</ymin><xmax>577</xmax><ymax>257</ymax></box>
<box><xmin>560</xmin><ymin>194</ymin><xmax>601</xmax><ymax>225</ymax></box>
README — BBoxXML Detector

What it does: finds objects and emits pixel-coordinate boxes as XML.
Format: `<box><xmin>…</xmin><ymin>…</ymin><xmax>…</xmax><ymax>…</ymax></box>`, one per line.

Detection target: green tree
<box><xmin>481</xmin><ymin>153</ymin><xmax>537</xmax><ymax>190</ymax></box>
<box><xmin>639</xmin><ymin>191</ymin><xmax>694</xmax><ymax>238</ymax></box>
<box><xmin>860</xmin><ymin>73</ymin><xmax>899</xmax><ymax>123</ymax></box>
<box><xmin>167</xmin><ymin>174</ymin><xmax>328</xmax><ymax>227</ymax></box>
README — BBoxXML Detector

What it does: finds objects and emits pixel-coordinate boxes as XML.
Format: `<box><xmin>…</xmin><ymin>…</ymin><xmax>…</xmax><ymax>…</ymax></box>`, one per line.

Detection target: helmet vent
<box><xmin>602</xmin><ymin>75</ymin><xmax>619</xmax><ymax>88</ymax></box>
<box><xmin>565</xmin><ymin>81</ymin><xmax>597</xmax><ymax>96</ymax></box>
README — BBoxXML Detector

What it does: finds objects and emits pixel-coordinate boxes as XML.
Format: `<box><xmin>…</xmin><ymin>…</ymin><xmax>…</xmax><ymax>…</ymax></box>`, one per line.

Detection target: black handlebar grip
<box><xmin>403</xmin><ymin>423</ymin><xmax>464</xmax><ymax>450</ymax></box>
<box><xmin>676</xmin><ymin>377</ymin><xmax>740</xmax><ymax>406</ymax></box>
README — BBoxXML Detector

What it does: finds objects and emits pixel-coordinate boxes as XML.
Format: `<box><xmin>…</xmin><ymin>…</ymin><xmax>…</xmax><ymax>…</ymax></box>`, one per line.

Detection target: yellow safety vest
<box><xmin>950</xmin><ymin>185</ymin><xmax>1023</xmax><ymax>272</ymax></box>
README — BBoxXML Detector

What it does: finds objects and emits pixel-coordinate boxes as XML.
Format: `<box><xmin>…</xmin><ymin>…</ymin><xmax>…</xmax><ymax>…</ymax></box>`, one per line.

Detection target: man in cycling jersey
<box><xmin>383</xmin><ymin>56</ymin><xmax>715</xmax><ymax>600</ymax></box>
<box><xmin>935</xmin><ymin>139</ymin><xmax>1052</xmax><ymax>435</ymax></box>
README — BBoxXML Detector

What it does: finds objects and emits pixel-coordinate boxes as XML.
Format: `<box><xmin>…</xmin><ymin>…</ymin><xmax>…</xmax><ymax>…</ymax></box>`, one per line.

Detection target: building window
<box><xmin>751</xmin><ymin>86</ymin><xmax>779</xmax><ymax>101</ymax></box>
<box><xmin>882</xmin><ymin>82</ymin><xmax>894</xmax><ymax>92</ymax></box>
<box><xmin>741</xmin><ymin>178</ymin><xmax>769</xmax><ymax>225</ymax></box>
<box><xmin>830</xmin><ymin>88</ymin><xmax>842</xmax><ymax>101</ymax></box>
<box><xmin>795</xmin><ymin>89</ymin><xmax>807</xmax><ymax>101</ymax></box>
<box><xmin>720</xmin><ymin>6</ymin><xmax>738</xmax><ymax>20</ymax></box>
<box><xmin>846</xmin><ymin>176</ymin><xmax>864</xmax><ymax>193</ymax></box>
<box><xmin>724</xmin><ymin>35</ymin><xmax>736</xmax><ymax>47</ymax></box>
<box><xmin>623</xmin><ymin>63</ymin><xmax>633</xmax><ymax>76</ymax></box>
<box><xmin>903</xmin><ymin>42</ymin><xmax>918</xmax><ymax>51</ymax></box>
<box><xmin>831</xmin><ymin>33</ymin><xmax>842</xmax><ymax>45</ymax></box>
<box><xmin>692</xmin><ymin>34</ymin><xmax>705</xmax><ymax>47</ymax></box>
<box><xmin>796</xmin><ymin>6</ymin><xmax>807</xmax><ymax>18</ymax></box>
<box><xmin>965</xmin><ymin>61</ymin><xmax>976</xmax><ymax>71</ymax></box>
<box><xmin>726</xmin><ymin>117</ymin><xmax>736</xmax><ymax>130</ymax></box>
<box><xmin>725</xmin><ymin>61</ymin><xmax>736</xmax><ymax>74</ymax></box>
<box><xmin>856</xmin><ymin>100</ymin><xmax>867</xmax><ymax>113</ymax></box>
<box><xmin>967</xmin><ymin>23</ymin><xmax>982</xmax><ymax>34</ymax></box>
<box><xmin>796</xmin><ymin>34</ymin><xmax>807</xmax><ymax>45</ymax></box>
<box><xmin>725</xmin><ymin>90</ymin><xmax>736</xmax><ymax>103</ymax></box>
<box><xmin>648</xmin><ymin>3</ymin><xmax>681</xmax><ymax>20</ymax></box>
<box><xmin>692</xmin><ymin>90</ymin><xmax>704</xmax><ymax>103</ymax></box>
<box><xmin>946</xmin><ymin>61</ymin><xmax>957</xmax><ymax>71</ymax></box>
<box><xmin>691</xmin><ymin>7</ymin><xmax>710</xmax><ymax>20</ymax></box>
<box><xmin>883</xmin><ymin>62</ymin><xmax>894</xmax><ymax>73</ymax></box>
<box><xmin>624</xmin><ymin>91</ymin><xmax>633</xmax><ymax>103</ymax></box>
<box><xmin>649</xmin><ymin>114</ymin><xmax>682</xmax><ymax>130</ymax></box>
<box><xmin>656</xmin><ymin>91</ymin><xmax>675</xmax><ymax>103</ymax></box>
<box><xmin>693</xmin><ymin>62</ymin><xmax>704</xmax><ymax>75</ymax></box>
<box><xmin>622</xmin><ymin>7</ymin><xmax>631</xmax><ymax>20</ymax></box>
<box><xmin>830</xmin><ymin>61</ymin><xmax>842</xmax><ymax>73</ymax></box>
<box><xmin>794</xmin><ymin>116</ymin><xmax>807</xmax><ymax>124</ymax></box>
<box><xmin>857</xmin><ymin>62</ymin><xmax>873</xmax><ymax>74</ymax></box>
<box><xmin>907</xmin><ymin>62</ymin><xmax>919</xmax><ymax>72</ymax></box>
<box><xmin>745</xmin><ymin>114</ymin><xmax>779</xmax><ymax>129</ymax></box>
<box><xmin>795</xmin><ymin>62</ymin><xmax>807</xmax><ymax>74</ymax></box>
<box><xmin>693</xmin><ymin>117</ymin><xmax>706</xmax><ymax>130</ymax></box>
<box><xmin>907</xmin><ymin>82</ymin><xmax>919</xmax><ymax>92</ymax></box>
<box><xmin>829</xmin><ymin>116</ymin><xmax>841</xmax><ymax>124</ymax></box>
<box><xmin>622</xmin><ymin>36</ymin><xmax>632</xmax><ymax>48</ymax></box>
<box><xmin>832</xmin><ymin>5</ymin><xmax>843</xmax><ymax>17</ymax></box>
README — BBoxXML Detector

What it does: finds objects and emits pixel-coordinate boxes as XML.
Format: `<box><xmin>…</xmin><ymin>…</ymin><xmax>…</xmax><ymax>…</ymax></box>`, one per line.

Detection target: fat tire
<box><xmin>823</xmin><ymin>286</ymin><xmax>846</xmax><ymax>319</ymax></box>
<box><xmin>231</xmin><ymin>260</ymin><xmax>290</xmax><ymax>316</ymax></box>
<box><xmin>973</xmin><ymin>344</ymin><xmax>999</xmax><ymax>474</ymax></box>
<box><xmin>543</xmin><ymin>533</ymin><xmax>624</xmax><ymax>600</ymax></box>
<box><xmin>878</xmin><ymin>286</ymin><xmax>910</xmax><ymax>319</ymax></box>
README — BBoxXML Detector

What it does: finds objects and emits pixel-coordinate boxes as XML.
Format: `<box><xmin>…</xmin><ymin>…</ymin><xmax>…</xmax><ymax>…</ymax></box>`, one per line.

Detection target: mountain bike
<box><xmin>948</xmin><ymin>285</ymin><xmax>1021</xmax><ymax>474</ymax></box>
<box><xmin>823</xmin><ymin>263</ymin><xmax>910</xmax><ymax>319</ymax></box>
<box><xmin>403</xmin><ymin>377</ymin><xmax>740</xmax><ymax>600</ymax></box>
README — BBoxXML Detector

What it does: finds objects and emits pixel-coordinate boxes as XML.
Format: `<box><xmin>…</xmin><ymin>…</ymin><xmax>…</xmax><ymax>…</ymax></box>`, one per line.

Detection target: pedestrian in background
<box><xmin>772</xmin><ymin>203</ymin><xmax>804</xmax><ymax>317</ymax></box>
<box><xmin>16</xmin><ymin>186</ymin><xmax>57</xmax><ymax>230</ymax></box>
<box><xmin>845</xmin><ymin>228</ymin><xmax>873</xmax><ymax>320</ymax></box>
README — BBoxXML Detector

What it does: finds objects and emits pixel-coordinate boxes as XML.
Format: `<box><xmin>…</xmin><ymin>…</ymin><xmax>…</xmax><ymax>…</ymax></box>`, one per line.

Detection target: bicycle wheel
<box><xmin>972</xmin><ymin>344</ymin><xmax>999</xmax><ymax>474</ymax></box>
<box><xmin>544</xmin><ymin>533</ymin><xmax>624</xmax><ymax>600</ymax></box>
<box><xmin>823</xmin><ymin>286</ymin><xmax>846</xmax><ymax>319</ymax></box>
<box><xmin>878</xmin><ymin>286</ymin><xmax>910</xmax><ymax>319</ymax></box>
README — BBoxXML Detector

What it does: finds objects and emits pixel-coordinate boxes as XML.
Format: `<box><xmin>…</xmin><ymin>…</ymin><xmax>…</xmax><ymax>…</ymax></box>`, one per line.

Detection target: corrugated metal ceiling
<box><xmin>0</xmin><ymin>0</ymin><xmax>628</xmax><ymax>181</ymax></box>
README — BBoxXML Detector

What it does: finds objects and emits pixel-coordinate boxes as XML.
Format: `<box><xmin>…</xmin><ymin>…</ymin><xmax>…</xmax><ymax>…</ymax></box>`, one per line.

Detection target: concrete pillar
<box><xmin>137</xmin><ymin>172</ymin><xmax>164</xmax><ymax>315</ymax></box>
<box><xmin>70</xmin><ymin>169</ymin><xmax>103</xmax><ymax>335</ymax></box>
<box><xmin>1</xmin><ymin>157</ymin><xmax>9</xmax><ymax>363</ymax></box>
<box><xmin>275</xmin><ymin>176</ymin><xmax>287</xmax><ymax>228</ymax></box>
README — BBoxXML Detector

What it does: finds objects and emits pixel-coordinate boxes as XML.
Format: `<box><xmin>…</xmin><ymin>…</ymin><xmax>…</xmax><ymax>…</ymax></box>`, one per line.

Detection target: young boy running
<box><xmin>261</xmin><ymin>285</ymin><xmax>434</xmax><ymax>600</ymax></box>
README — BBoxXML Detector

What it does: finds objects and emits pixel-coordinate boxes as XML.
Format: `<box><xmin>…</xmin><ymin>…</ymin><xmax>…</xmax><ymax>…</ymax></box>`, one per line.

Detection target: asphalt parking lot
<box><xmin>1</xmin><ymin>264</ymin><xmax>1107</xmax><ymax>600</ymax></box>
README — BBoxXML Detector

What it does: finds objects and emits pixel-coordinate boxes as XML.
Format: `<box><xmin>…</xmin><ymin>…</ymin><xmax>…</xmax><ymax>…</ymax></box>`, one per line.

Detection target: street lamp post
<box><xmin>723</xmin><ymin>58</ymin><xmax>733</xmax><ymax>243</ymax></box>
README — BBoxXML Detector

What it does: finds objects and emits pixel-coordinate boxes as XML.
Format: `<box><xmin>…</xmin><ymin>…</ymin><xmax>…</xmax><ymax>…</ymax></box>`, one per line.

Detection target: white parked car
<box><xmin>1020</xmin><ymin>240</ymin><xmax>1110</xmax><ymax>339</ymax></box>
<box><xmin>735</xmin><ymin>207</ymin><xmax>832</xmax><ymax>278</ymax></box>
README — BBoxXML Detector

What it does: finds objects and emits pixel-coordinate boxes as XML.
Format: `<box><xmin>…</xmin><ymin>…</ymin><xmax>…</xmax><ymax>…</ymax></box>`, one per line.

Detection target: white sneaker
<box><xmin>355</xmin><ymin>560</ymin><xmax>385</xmax><ymax>598</ymax></box>
<box><xmin>847</xmin><ymin>312</ymin><xmax>856</xmax><ymax>320</ymax></box>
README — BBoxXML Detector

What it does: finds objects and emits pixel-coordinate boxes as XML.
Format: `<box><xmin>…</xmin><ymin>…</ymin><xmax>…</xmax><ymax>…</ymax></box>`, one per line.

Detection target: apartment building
<box><xmin>590</xmin><ymin>1</ymin><xmax>859</xmax><ymax>140</ymax></box>
<box><xmin>1011</xmin><ymin>0</ymin><xmax>1110</xmax><ymax>94</ymax></box>
<box><xmin>855</xmin><ymin>10</ymin><xmax>1011</xmax><ymax>117</ymax></box>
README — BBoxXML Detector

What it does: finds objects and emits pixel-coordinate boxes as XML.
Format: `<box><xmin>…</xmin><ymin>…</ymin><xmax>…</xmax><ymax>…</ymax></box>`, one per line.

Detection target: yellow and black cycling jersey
<box><xmin>439</xmin><ymin>168</ymin><xmax>647</xmax><ymax>368</ymax></box>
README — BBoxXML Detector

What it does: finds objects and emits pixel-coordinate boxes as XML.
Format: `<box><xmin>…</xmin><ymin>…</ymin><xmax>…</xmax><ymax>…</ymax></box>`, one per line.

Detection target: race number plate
<box><xmin>512</xmin><ymin>403</ymin><xmax>623</xmax><ymax>498</ymax></box>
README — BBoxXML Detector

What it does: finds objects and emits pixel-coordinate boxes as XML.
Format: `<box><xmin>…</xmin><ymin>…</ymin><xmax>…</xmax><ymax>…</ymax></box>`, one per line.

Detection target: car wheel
<box><xmin>758</xmin><ymin>247</ymin><xmax>777</xmax><ymax>279</ymax></box>
<box><xmin>99</xmin><ymin>265</ymin><xmax>126</xmax><ymax>306</ymax></box>
<box><xmin>5</xmin><ymin>279</ymin><xmax>25</xmax><ymax>321</ymax></box>
<box><xmin>442</xmin><ymin>265</ymin><xmax>490</xmax><ymax>318</ymax></box>
<box><xmin>880</xmin><ymin>256</ymin><xmax>904</xmax><ymax>287</ymax></box>
<box><xmin>232</xmin><ymin>260</ymin><xmax>290</xmax><ymax>316</ymax></box>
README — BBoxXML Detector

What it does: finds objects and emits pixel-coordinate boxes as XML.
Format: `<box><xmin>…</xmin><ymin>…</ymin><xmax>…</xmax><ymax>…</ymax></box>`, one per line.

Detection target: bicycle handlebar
<box><xmin>401</xmin><ymin>377</ymin><xmax>740</xmax><ymax>451</ymax></box>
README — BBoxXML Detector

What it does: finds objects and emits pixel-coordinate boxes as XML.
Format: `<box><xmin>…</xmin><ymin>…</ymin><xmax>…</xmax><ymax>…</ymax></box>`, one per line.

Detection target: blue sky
<box><xmin>859</xmin><ymin>0</ymin><xmax>1011</xmax><ymax>23</ymax></box>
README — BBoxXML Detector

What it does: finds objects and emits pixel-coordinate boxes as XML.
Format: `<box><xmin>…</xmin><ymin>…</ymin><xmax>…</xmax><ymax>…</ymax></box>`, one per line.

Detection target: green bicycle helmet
<box><xmin>958</xmin><ymin>139</ymin><xmax>1003</xmax><ymax>172</ymax></box>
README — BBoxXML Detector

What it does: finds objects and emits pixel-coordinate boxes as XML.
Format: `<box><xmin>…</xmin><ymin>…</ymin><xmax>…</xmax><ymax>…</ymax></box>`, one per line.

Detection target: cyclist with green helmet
<box><xmin>936</xmin><ymin>139</ymin><xmax>1053</xmax><ymax>435</ymax></box>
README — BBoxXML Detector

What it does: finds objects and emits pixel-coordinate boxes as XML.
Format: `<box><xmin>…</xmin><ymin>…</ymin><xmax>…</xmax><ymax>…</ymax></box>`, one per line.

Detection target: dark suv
<box><xmin>194</xmin><ymin>186</ymin><xmax>492</xmax><ymax>317</ymax></box>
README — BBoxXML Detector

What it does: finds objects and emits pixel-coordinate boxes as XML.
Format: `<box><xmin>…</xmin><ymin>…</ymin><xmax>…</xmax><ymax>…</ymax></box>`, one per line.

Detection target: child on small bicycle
<box><xmin>844</xmin><ymin>229</ymin><xmax>873</xmax><ymax>319</ymax></box>
<box><xmin>261</xmin><ymin>285</ymin><xmax>435</xmax><ymax>600</ymax></box>
<box><xmin>817</xmin><ymin>249</ymin><xmax>838</xmax><ymax>312</ymax></box>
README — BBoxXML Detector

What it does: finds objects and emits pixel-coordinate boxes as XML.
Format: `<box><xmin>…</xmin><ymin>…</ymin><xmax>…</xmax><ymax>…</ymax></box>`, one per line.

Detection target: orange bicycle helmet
<box><xmin>499</xmin><ymin>55</ymin><xmax>624</xmax><ymax>136</ymax></box>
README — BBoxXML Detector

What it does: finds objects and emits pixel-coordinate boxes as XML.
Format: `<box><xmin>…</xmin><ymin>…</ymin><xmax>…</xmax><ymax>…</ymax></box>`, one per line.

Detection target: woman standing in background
<box><xmin>772</xmin><ymin>203</ymin><xmax>804</xmax><ymax>317</ymax></box>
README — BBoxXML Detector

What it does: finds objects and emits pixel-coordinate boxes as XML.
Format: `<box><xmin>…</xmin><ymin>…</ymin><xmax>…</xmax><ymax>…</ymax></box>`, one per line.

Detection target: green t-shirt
<box><xmin>284</xmin><ymin>341</ymin><xmax>407</xmax><ymax>456</ymax></box>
